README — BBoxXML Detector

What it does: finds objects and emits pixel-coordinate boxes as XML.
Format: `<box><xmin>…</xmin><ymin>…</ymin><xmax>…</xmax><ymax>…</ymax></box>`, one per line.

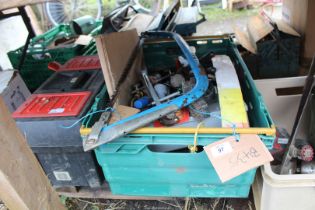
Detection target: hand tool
<box><xmin>280</xmin><ymin>55</ymin><xmax>315</xmax><ymax>174</ymax></box>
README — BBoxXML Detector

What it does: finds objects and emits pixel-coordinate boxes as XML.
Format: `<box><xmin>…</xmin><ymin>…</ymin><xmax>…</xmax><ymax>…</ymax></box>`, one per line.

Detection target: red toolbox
<box><xmin>13</xmin><ymin>92</ymin><xmax>91</xmax><ymax>118</ymax></box>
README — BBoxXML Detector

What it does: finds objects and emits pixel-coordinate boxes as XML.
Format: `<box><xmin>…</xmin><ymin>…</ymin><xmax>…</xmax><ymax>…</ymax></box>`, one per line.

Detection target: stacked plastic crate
<box><xmin>12</xmin><ymin>56</ymin><xmax>106</xmax><ymax>188</ymax></box>
<box><xmin>88</xmin><ymin>34</ymin><xmax>276</xmax><ymax>197</ymax></box>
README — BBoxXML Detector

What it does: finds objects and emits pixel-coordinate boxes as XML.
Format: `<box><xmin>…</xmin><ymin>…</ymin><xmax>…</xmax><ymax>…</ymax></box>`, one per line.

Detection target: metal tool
<box><xmin>291</xmin><ymin>139</ymin><xmax>314</xmax><ymax>162</ymax></box>
<box><xmin>154</xmin><ymin>84</ymin><xmax>169</xmax><ymax>99</ymax></box>
<box><xmin>301</xmin><ymin>161</ymin><xmax>315</xmax><ymax>174</ymax></box>
<box><xmin>83</xmin><ymin>31</ymin><xmax>209</xmax><ymax>151</ymax></box>
<box><xmin>142</xmin><ymin>70</ymin><xmax>161</xmax><ymax>105</ymax></box>
<box><xmin>151</xmin><ymin>91</ymin><xmax>181</xmax><ymax>105</ymax></box>
<box><xmin>280</xmin><ymin>55</ymin><xmax>315</xmax><ymax>174</ymax></box>
<box><xmin>85</xmin><ymin>111</ymin><xmax>112</xmax><ymax>146</ymax></box>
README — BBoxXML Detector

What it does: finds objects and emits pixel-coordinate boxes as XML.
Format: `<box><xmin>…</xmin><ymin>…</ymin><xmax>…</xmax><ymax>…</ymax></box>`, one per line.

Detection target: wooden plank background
<box><xmin>0</xmin><ymin>96</ymin><xmax>65</xmax><ymax>210</ymax></box>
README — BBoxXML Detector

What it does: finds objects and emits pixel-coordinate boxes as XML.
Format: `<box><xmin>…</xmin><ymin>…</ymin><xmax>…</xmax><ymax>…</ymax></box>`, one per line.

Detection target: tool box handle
<box><xmin>100</xmin><ymin>144</ymin><xmax>147</xmax><ymax>154</ymax></box>
<box><xmin>48</xmin><ymin>61</ymin><xmax>62</xmax><ymax>72</ymax></box>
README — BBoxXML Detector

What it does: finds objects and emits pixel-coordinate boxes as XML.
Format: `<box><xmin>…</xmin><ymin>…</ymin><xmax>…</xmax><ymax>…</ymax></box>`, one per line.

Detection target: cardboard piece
<box><xmin>0</xmin><ymin>70</ymin><xmax>31</xmax><ymax>113</ymax></box>
<box><xmin>235</xmin><ymin>15</ymin><xmax>300</xmax><ymax>54</ymax></box>
<box><xmin>247</xmin><ymin>15</ymin><xmax>274</xmax><ymax>45</ymax></box>
<box><xmin>109</xmin><ymin>105</ymin><xmax>140</xmax><ymax>124</ymax></box>
<box><xmin>204</xmin><ymin>134</ymin><xmax>273</xmax><ymax>182</ymax></box>
<box><xmin>233</xmin><ymin>26</ymin><xmax>256</xmax><ymax>54</ymax></box>
<box><xmin>74</xmin><ymin>35</ymin><xmax>93</xmax><ymax>45</ymax></box>
<box><xmin>95</xmin><ymin>29</ymin><xmax>142</xmax><ymax>105</ymax></box>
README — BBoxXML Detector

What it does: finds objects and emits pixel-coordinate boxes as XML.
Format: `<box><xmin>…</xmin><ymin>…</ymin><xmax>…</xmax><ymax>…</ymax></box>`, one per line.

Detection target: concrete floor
<box><xmin>196</xmin><ymin>3</ymin><xmax>282</xmax><ymax>36</ymax></box>
<box><xmin>196</xmin><ymin>17</ymin><xmax>248</xmax><ymax>36</ymax></box>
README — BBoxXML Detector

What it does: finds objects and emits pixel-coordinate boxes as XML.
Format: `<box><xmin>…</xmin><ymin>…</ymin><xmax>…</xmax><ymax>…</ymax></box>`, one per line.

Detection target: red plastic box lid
<box><xmin>12</xmin><ymin>91</ymin><xmax>91</xmax><ymax>118</ymax></box>
<box><xmin>48</xmin><ymin>56</ymin><xmax>101</xmax><ymax>72</ymax></box>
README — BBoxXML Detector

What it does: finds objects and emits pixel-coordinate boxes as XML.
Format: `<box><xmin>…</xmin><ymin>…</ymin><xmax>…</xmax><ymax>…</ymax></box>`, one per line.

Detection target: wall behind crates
<box><xmin>282</xmin><ymin>0</ymin><xmax>315</xmax><ymax>64</ymax></box>
<box><xmin>0</xmin><ymin>16</ymin><xmax>27</xmax><ymax>70</ymax></box>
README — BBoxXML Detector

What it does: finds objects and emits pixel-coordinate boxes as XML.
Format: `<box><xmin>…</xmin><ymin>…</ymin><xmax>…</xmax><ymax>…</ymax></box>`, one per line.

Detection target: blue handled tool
<box><xmin>83</xmin><ymin>31</ymin><xmax>209</xmax><ymax>151</ymax></box>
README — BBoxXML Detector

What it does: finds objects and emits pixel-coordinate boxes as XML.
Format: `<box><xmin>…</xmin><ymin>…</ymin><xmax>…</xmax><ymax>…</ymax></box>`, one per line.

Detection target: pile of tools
<box><xmin>130</xmin><ymin>52</ymin><xmax>219</xmax><ymax>128</ymax></box>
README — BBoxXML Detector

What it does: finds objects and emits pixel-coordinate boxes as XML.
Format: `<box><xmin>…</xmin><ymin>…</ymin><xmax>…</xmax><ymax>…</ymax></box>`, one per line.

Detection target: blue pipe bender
<box><xmin>83</xmin><ymin>31</ymin><xmax>209</xmax><ymax>151</ymax></box>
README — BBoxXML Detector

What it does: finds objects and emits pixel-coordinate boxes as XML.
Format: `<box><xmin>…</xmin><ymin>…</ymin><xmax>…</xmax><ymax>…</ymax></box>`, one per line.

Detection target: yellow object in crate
<box><xmin>213</xmin><ymin>55</ymin><xmax>249</xmax><ymax>128</ymax></box>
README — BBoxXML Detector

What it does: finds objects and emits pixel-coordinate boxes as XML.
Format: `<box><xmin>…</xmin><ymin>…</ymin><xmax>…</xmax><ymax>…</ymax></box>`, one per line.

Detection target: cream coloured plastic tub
<box><xmin>253</xmin><ymin>164</ymin><xmax>315</xmax><ymax>210</ymax></box>
<box><xmin>253</xmin><ymin>76</ymin><xmax>315</xmax><ymax>210</ymax></box>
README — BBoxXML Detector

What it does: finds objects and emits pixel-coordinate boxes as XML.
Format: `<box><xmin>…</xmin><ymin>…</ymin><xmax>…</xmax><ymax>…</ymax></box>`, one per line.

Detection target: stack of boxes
<box><xmin>13</xmin><ymin>56</ymin><xmax>105</xmax><ymax>188</ymax></box>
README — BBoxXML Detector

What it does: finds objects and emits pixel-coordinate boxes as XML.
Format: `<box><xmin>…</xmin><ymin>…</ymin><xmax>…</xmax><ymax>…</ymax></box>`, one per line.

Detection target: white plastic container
<box><xmin>253</xmin><ymin>76</ymin><xmax>315</xmax><ymax>210</ymax></box>
<box><xmin>253</xmin><ymin>164</ymin><xmax>315</xmax><ymax>210</ymax></box>
<box><xmin>255</xmin><ymin>76</ymin><xmax>306</xmax><ymax>133</ymax></box>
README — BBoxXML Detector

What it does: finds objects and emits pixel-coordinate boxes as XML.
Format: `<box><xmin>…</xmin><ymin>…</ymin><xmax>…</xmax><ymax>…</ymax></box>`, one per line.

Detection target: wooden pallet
<box><xmin>56</xmin><ymin>184</ymin><xmax>171</xmax><ymax>200</ymax></box>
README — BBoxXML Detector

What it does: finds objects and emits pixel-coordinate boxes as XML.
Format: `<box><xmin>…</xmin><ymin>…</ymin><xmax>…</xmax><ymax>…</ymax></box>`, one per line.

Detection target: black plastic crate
<box><xmin>16</xmin><ymin>116</ymin><xmax>103</xmax><ymax>188</ymax></box>
<box><xmin>256</xmin><ymin>36</ymin><xmax>300</xmax><ymax>78</ymax></box>
<box><xmin>35</xmin><ymin>70</ymin><xmax>103</xmax><ymax>94</ymax></box>
<box><xmin>35</xmin><ymin>55</ymin><xmax>103</xmax><ymax>94</ymax></box>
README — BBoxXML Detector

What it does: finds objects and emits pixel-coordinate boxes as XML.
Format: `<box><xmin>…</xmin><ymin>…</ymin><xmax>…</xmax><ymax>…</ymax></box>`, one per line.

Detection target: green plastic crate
<box><xmin>82</xmin><ymin>85</ymin><xmax>109</xmax><ymax>128</ymax></box>
<box><xmin>96</xmin><ymin>137</ymin><xmax>257</xmax><ymax>197</ymax></box>
<box><xmin>94</xmin><ymin>35</ymin><xmax>275</xmax><ymax>197</ymax></box>
<box><xmin>7</xmin><ymin>24</ymin><xmax>81</xmax><ymax>92</ymax></box>
<box><xmin>82</xmin><ymin>41</ymin><xmax>98</xmax><ymax>56</ymax></box>
<box><xmin>8</xmin><ymin>45</ymin><xmax>83</xmax><ymax>92</ymax></box>
<box><xmin>7</xmin><ymin>22</ymin><xmax>102</xmax><ymax>92</ymax></box>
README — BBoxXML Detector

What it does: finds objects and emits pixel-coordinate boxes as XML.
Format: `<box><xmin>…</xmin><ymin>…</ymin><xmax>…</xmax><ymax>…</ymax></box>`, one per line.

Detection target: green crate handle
<box><xmin>104</xmin><ymin>144</ymin><xmax>147</xmax><ymax>154</ymax></box>
<box><xmin>100</xmin><ymin>144</ymin><xmax>207</xmax><ymax>155</ymax></box>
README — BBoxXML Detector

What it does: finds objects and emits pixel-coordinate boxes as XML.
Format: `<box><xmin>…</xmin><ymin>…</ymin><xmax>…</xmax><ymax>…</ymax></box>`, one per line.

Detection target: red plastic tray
<box><xmin>13</xmin><ymin>92</ymin><xmax>91</xmax><ymax>118</ymax></box>
<box><xmin>48</xmin><ymin>55</ymin><xmax>101</xmax><ymax>72</ymax></box>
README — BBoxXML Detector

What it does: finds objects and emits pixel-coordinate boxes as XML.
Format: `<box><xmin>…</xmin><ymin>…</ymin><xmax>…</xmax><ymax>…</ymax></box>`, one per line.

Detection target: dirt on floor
<box><xmin>64</xmin><ymin>195</ymin><xmax>256</xmax><ymax>210</ymax></box>
<box><xmin>0</xmin><ymin>196</ymin><xmax>256</xmax><ymax>210</ymax></box>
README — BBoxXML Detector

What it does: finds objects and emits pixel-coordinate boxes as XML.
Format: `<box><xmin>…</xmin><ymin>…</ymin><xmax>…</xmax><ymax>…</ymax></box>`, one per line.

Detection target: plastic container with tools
<box><xmin>91</xmin><ymin>35</ymin><xmax>276</xmax><ymax>197</ymax></box>
<box><xmin>12</xmin><ymin>56</ymin><xmax>105</xmax><ymax>188</ymax></box>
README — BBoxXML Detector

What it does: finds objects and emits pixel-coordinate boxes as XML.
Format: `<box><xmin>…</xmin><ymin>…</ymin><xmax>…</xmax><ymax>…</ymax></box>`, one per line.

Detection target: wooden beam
<box><xmin>0</xmin><ymin>96</ymin><xmax>65</xmax><ymax>210</ymax></box>
<box><xmin>57</xmin><ymin>186</ymin><xmax>171</xmax><ymax>200</ymax></box>
<box><xmin>0</xmin><ymin>0</ymin><xmax>53</xmax><ymax>11</ymax></box>
<box><xmin>25</xmin><ymin>5</ymin><xmax>43</xmax><ymax>35</ymax></box>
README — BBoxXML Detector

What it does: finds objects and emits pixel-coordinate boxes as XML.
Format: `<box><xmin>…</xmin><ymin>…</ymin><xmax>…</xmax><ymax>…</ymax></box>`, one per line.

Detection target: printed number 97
<box><xmin>217</xmin><ymin>145</ymin><xmax>224</xmax><ymax>153</ymax></box>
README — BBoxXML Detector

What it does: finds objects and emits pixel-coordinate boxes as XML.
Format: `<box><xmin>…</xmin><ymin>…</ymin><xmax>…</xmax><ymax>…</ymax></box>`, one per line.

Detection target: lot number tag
<box><xmin>204</xmin><ymin>134</ymin><xmax>273</xmax><ymax>182</ymax></box>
